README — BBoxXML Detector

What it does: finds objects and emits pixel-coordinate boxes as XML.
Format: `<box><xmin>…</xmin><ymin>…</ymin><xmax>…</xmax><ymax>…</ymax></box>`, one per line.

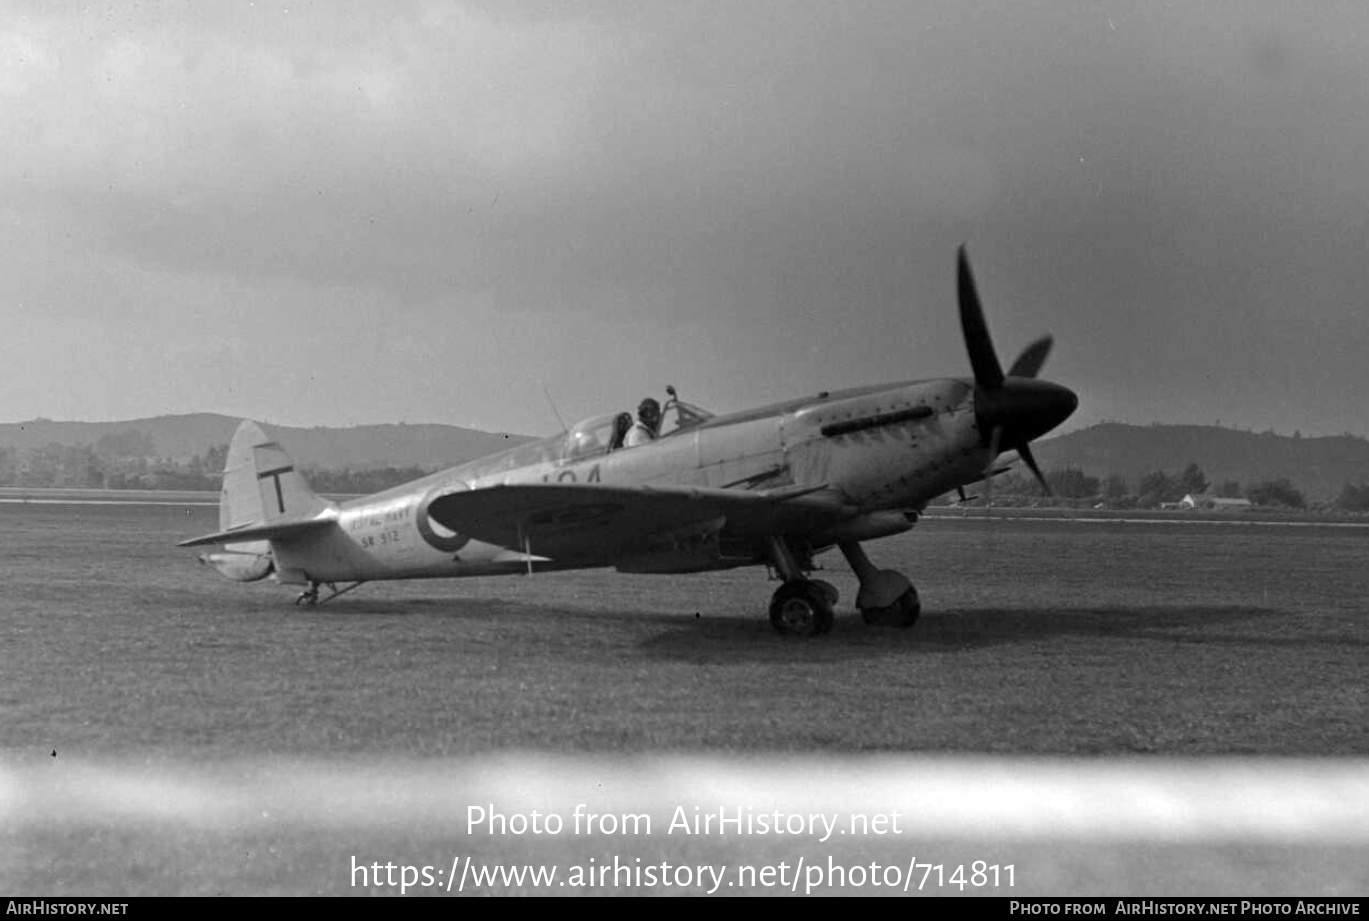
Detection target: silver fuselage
<box><xmin>261</xmin><ymin>378</ymin><xmax>989</xmax><ymax>585</ymax></box>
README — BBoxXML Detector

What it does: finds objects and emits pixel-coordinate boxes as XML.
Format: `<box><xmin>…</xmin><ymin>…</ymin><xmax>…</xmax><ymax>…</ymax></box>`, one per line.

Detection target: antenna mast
<box><xmin>540</xmin><ymin>381</ymin><xmax>568</xmax><ymax>433</ymax></box>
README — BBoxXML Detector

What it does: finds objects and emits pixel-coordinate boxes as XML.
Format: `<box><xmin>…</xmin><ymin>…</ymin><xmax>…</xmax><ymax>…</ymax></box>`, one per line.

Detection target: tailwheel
<box><xmin>295</xmin><ymin>580</ymin><xmax>365</xmax><ymax>607</ymax></box>
<box><xmin>769</xmin><ymin>579</ymin><xmax>835</xmax><ymax>637</ymax></box>
<box><xmin>860</xmin><ymin>587</ymin><xmax>921</xmax><ymax>628</ymax></box>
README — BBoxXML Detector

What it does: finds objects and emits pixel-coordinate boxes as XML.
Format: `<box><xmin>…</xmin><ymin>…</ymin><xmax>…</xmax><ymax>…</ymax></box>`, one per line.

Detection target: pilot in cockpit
<box><xmin>624</xmin><ymin>398</ymin><xmax>661</xmax><ymax>447</ymax></box>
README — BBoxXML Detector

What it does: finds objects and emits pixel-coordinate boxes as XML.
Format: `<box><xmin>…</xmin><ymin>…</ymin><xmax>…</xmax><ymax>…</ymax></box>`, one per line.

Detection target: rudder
<box><xmin>220</xmin><ymin>420</ymin><xmax>332</xmax><ymax>531</ymax></box>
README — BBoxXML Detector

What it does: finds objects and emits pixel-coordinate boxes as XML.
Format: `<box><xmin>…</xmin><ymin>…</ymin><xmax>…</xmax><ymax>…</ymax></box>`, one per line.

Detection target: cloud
<box><xmin>2</xmin><ymin>4</ymin><xmax>609</xmax><ymax>190</ymax></box>
<box><xmin>0</xmin><ymin>3</ymin><xmax>616</xmax><ymax>293</ymax></box>
<box><xmin>3</xmin><ymin>2</ymin><xmax>1369</xmax><ymax>434</ymax></box>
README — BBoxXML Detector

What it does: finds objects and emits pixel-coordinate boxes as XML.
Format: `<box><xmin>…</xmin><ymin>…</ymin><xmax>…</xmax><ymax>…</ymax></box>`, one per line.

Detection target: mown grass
<box><xmin>2</xmin><ymin>503</ymin><xmax>1367</xmax><ymax>894</ymax></box>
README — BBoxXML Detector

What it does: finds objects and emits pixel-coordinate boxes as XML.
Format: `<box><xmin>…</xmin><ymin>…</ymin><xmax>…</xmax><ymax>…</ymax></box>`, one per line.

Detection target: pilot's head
<box><xmin>638</xmin><ymin>397</ymin><xmax>661</xmax><ymax>427</ymax></box>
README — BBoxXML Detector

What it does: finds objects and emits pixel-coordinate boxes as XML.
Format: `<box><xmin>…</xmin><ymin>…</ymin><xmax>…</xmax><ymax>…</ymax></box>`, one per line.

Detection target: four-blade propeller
<box><xmin>957</xmin><ymin>246</ymin><xmax>1078</xmax><ymax>496</ymax></box>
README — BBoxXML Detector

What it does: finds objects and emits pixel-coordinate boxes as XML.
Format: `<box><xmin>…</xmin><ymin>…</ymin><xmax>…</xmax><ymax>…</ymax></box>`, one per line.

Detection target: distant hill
<box><xmin>8</xmin><ymin>415</ymin><xmax>1369</xmax><ymax>501</ymax></box>
<box><xmin>1034</xmin><ymin>423</ymin><xmax>1369</xmax><ymax>501</ymax></box>
<box><xmin>0</xmin><ymin>414</ymin><xmax>535</xmax><ymax>471</ymax></box>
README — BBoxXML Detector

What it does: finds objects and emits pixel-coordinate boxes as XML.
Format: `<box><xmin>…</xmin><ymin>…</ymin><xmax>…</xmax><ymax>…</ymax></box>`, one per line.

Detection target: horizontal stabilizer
<box><xmin>177</xmin><ymin>514</ymin><xmax>337</xmax><ymax>548</ymax></box>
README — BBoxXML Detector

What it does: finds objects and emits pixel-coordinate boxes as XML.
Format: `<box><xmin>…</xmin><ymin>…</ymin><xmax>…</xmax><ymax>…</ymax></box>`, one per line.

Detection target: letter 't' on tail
<box><xmin>220</xmin><ymin>420</ymin><xmax>332</xmax><ymax>529</ymax></box>
<box><xmin>180</xmin><ymin>420</ymin><xmax>337</xmax><ymax>551</ymax></box>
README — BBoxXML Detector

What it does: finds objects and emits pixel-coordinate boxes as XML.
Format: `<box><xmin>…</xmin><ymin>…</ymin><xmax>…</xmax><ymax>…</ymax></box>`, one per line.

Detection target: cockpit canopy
<box><xmin>562</xmin><ymin>390</ymin><xmax>716</xmax><ymax>462</ymax></box>
<box><xmin>564</xmin><ymin>412</ymin><xmax>632</xmax><ymax>462</ymax></box>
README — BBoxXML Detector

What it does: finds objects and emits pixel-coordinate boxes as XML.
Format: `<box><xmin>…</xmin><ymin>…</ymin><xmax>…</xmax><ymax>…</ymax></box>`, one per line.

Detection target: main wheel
<box><xmin>810</xmin><ymin>579</ymin><xmax>840</xmax><ymax>607</ymax></box>
<box><xmin>768</xmin><ymin>580</ymin><xmax>835</xmax><ymax>637</ymax></box>
<box><xmin>859</xmin><ymin>586</ymin><xmax>921</xmax><ymax>628</ymax></box>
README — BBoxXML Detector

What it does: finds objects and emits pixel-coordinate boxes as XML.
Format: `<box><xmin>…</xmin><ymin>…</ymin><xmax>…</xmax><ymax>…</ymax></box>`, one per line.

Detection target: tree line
<box><xmin>6</xmin><ymin>433</ymin><xmax>1369</xmax><ymax>512</ymax></box>
<box><xmin>985</xmin><ymin>461</ymin><xmax>1341</xmax><ymax>510</ymax></box>
<box><xmin>0</xmin><ymin>436</ymin><xmax>427</xmax><ymax>496</ymax></box>
<box><xmin>0</xmin><ymin>441</ymin><xmax>222</xmax><ymax>490</ymax></box>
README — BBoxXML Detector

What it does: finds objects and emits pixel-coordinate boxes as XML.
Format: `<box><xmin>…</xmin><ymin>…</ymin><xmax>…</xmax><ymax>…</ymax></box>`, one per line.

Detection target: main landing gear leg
<box><xmin>766</xmin><ymin>537</ymin><xmax>834</xmax><ymax>637</ymax></box>
<box><xmin>294</xmin><ymin>580</ymin><xmax>366</xmax><ymax>606</ymax></box>
<box><xmin>839</xmin><ymin>541</ymin><xmax>920</xmax><ymax>628</ymax></box>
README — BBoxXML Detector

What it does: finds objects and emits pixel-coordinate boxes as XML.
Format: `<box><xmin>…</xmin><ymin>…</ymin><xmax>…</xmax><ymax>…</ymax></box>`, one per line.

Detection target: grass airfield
<box><xmin>2</xmin><ymin>501</ymin><xmax>1367</xmax><ymax>895</ymax></box>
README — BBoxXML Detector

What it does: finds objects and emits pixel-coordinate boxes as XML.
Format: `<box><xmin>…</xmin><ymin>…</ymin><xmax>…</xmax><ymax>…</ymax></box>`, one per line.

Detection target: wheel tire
<box><xmin>892</xmin><ymin>587</ymin><xmax>921</xmax><ymax>628</ymax></box>
<box><xmin>811</xmin><ymin>579</ymin><xmax>840</xmax><ymax>608</ymax></box>
<box><xmin>860</xmin><ymin>587</ymin><xmax>921</xmax><ymax>628</ymax></box>
<box><xmin>769</xmin><ymin>580</ymin><xmax>835</xmax><ymax>637</ymax></box>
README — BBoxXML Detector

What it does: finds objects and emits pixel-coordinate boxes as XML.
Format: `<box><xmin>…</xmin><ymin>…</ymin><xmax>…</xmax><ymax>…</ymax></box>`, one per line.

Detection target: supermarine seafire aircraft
<box><xmin>182</xmin><ymin>248</ymin><xmax>1077</xmax><ymax>637</ymax></box>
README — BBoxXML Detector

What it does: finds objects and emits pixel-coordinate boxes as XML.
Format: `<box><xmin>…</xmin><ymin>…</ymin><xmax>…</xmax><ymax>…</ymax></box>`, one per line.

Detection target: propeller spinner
<box><xmin>957</xmin><ymin>246</ymin><xmax>1077</xmax><ymax>494</ymax></box>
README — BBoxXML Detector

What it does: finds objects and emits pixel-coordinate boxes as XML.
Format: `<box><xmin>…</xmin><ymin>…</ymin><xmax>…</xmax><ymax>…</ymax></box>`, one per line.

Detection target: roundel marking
<box><xmin>416</xmin><ymin>483</ymin><xmax>473</xmax><ymax>554</ymax></box>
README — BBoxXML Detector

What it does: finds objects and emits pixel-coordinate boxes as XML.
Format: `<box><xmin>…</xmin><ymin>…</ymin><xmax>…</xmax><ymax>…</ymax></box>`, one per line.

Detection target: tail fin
<box><xmin>220</xmin><ymin>420</ymin><xmax>332</xmax><ymax>530</ymax></box>
<box><xmin>179</xmin><ymin>420</ymin><xmax>336</xmax><ymax>549</ymax></box>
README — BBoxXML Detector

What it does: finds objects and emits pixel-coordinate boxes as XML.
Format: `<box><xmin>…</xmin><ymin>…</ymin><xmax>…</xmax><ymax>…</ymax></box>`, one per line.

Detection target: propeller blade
<box><xmin>957</xmin><ymin>246</ymin><xmax>1004</xmax><ymax>390</ymax></box>
<box><xmin>982</xmin><ymin>425</ymin><xmax>1002</xmax><ymax>507</ymax></box>
<box><xmin>1017</xmin><ymin>443</ymin><xmax>1052</xmax><ymax>495</ymax></box>
<box><xmin>954</xmin><ymin>246</ymin><xmax>1076</xmax><ymax>509</ymax></box>
<box><xmin>1007</xmin><ymin>335</ymin><xmax>1053</xmax><ymax>379</ymax></box>
<box><xmin>984</xmin><ymin>424</ymin><xmax>1003</xmax><ymax>467</ymax></box>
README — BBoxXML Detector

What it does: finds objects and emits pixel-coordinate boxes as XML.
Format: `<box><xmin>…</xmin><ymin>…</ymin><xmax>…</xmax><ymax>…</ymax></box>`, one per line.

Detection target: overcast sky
<box><xmin>3</xmin><ymin>1</ymin><xmax>1367</xmax><ymax>437</ymax></box>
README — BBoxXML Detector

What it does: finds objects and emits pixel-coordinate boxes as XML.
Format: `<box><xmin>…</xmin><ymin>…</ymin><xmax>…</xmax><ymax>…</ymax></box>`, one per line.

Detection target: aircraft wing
<box><xmin>426</xmin><ymin>482</ymin><xmax>849</xmax><ymax>562</ymax></box>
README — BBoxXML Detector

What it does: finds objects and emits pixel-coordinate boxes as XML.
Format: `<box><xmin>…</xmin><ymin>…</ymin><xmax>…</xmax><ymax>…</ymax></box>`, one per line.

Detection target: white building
<box><xmin>1179</xmin><ymin>493</ymin><xmax>1253</xmax><ymax>511</ymax></box>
